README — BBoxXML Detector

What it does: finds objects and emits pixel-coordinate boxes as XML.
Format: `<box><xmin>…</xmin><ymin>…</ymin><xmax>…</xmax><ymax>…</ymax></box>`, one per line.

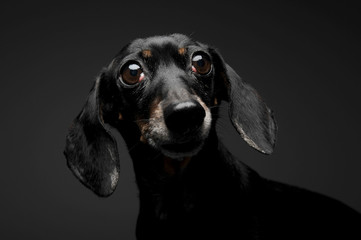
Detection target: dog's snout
<box><xmin>164</xmin><ymin>100</ymin><xmax>205</xmax><ymax>134</ymax></box>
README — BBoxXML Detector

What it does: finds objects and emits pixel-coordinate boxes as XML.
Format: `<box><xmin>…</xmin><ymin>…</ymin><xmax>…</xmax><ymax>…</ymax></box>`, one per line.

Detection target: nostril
<box><xmin>164</xmin><ymin>101</ymin><xmax>206</xmax><ymax>134</ymax></box>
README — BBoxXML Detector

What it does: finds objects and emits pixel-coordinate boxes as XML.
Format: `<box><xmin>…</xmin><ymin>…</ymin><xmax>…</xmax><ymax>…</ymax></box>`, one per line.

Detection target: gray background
<box><xmin>1</xmin><ymin>1</ymin><xmax>360</xmax><ymax>239</ymax></box>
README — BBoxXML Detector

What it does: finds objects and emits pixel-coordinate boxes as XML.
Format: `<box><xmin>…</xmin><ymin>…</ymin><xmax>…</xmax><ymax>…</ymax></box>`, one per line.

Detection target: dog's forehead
<box><xmin>129</xmin><ymin>34</ymin><xmax>194</xmax><ymax>50</ymax></box>
<box><xmin>111</xmin><ymin>34</ymin><xmax>210</xmax><ymax>71</ymax></box>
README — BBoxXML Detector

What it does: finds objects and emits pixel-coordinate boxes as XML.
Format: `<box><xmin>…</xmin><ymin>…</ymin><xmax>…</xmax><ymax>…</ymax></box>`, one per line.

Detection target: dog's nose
<box><xmin>164</xmin><ymin>100</ymin><xmax>206</xmax><ymax>134</ymax></box>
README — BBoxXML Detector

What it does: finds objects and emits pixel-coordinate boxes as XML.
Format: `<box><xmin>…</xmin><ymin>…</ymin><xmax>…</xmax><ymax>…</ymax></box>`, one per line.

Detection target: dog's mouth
<box><xmin>160</xmin><ymin>140</ymin><xmax>204</xmax><ymax>159</ymax></box>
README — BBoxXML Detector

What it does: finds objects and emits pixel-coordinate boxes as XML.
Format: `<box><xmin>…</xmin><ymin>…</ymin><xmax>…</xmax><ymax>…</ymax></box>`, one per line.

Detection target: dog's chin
<box><xmin>160</xmin><ymin>140</ymin><xmax>204</xmax><ymax>159</ymax></box>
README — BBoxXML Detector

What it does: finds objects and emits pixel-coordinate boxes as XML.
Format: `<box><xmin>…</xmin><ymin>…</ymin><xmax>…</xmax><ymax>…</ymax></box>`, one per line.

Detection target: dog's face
<box><xmin>64</xmin><ymin>34</ymin><xmax>277</xmax><ymax>196</ymax></box>
<box><xmin>108</xmin><ymin>34</ymin><xmax>216</xmax><ymax>158</ymax></box>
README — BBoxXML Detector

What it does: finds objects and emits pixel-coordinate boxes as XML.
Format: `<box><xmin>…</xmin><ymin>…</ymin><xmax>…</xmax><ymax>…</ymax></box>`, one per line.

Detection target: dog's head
<box><xmin>64</xmin><ymin>34</ymin><xmax>277</xmax><ymax>196</ymax></box>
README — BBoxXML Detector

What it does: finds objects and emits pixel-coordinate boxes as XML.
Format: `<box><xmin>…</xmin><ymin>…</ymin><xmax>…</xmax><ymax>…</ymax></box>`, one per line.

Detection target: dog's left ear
<box><xmin>210</xmin><ymin>49</ymin><xmax>277</xmax><ymax>154</ymax></box>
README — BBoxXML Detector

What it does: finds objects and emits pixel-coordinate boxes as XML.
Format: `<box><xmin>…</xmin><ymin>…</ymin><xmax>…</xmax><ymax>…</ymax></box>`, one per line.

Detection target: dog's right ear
<box><xmin>64</xmin><ymin>71</ymin><xmax>120</xmax><ymax>197</ymax></box>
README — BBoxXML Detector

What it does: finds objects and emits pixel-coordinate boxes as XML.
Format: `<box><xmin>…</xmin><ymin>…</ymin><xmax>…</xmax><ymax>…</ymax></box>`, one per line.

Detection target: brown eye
<box><xmin>191</xmin><ymin>52</ymin><xmax>212</xmax><ymax>75</ymax></box>
<box><xmin>121</xmin><ymin>62</ymin><xmax>145</xmax><ymax>85</ymax></box>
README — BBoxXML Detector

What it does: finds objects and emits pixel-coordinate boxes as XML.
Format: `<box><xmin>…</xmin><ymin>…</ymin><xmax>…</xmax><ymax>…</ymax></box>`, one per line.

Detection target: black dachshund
<box><xmin>64</xmin><ymin>34</ymin><xmax>361</xmax><ymax>239</ymax></box>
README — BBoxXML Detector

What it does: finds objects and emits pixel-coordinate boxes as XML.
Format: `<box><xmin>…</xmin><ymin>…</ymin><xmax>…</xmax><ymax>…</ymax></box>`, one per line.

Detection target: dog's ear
<box><xmin>211</xmin><ymin>49</ymin><xmax>277</xmax><ymax>154</ymax></box>
<box><xmin>64</xmin><ymin>71</ymin><xmax>120</xmax><ymax>197</ymax></box>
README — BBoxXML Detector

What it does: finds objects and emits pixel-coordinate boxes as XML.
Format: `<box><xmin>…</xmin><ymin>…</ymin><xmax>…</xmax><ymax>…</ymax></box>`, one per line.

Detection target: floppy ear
<box><xmin>64</xmin><ymin>72</ymin><xmax>120</xmax><ymax>197</ymax></box>
<box><xmin>211</xmin><ymin>50</ymin><xmax>277</xmax><ymax>154</ymax></box>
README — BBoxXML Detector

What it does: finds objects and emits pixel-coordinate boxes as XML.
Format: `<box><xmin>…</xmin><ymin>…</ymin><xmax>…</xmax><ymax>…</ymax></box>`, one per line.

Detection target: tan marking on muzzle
<box><xmin>140</xmin><ymin>135</ymin><xmax>147</xmax><ymax>143</ymax></box>
<box><xmin>136</xmin><ymin>97</ymin><xmax>162</xmax><ymax>142</ymax></box>
<box><xmin>149</xmin><ymin>97</ymin><xmax>162</xmax><ymax>119</ymax></box>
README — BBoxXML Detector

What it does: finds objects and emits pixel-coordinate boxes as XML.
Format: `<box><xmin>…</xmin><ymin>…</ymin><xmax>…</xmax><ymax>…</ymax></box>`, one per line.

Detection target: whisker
<box><xmin>128</xmin><ymin>142</ymin><xmax>141</xmax><ymax>152</ymax></box>
<box><xmin>209</xmin><ymin>105</ymin><xmax>221</xmax><ymax>110</ymax></box>
<box><xmin>134</xmin><ymin>118</ymin><xmax>151</xmax><ymax>123</ymax></box>
<box><xmin>150</xmin><ymin>152</ymin><xmax>163</xmax><ymax>162</ymax></box>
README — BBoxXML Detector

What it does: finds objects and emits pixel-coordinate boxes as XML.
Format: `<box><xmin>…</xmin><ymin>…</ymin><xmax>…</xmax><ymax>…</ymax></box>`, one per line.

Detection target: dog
<box><xmin>64</xmin><ymin>34</ymin><xmax>361</xmax><ymax>239</ymax></box>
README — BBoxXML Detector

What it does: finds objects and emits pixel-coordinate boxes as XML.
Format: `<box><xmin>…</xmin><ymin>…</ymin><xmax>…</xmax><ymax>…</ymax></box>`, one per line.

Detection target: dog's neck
<box><xmin>116</xmin><ymin>123</ymin><xmax>261</xmax><ymax>229</ymax></box>
<box><xmin>117</xmin><ymin>123</ymin><xmax>255</xmax><ymax>193</ymax></box>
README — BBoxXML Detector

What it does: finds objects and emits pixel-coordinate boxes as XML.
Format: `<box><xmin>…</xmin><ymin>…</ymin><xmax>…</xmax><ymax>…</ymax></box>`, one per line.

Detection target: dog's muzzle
<box><xmin>140</xmin><ymin>97</ymin><xmax>212</xmax><ymax>159</ymax></box>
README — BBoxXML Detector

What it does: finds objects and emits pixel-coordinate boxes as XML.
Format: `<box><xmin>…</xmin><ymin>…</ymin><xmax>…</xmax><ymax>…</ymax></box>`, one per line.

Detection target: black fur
<box><xmin>64</xmin><ymin>34</ymin><xmax>361</xmax><ymax>239</ymax></box>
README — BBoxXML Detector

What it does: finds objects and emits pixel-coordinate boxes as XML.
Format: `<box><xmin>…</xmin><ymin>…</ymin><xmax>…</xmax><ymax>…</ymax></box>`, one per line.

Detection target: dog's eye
<box><xmin>192</xmin><ymin>52</ymin><xmax>211</xmax><ymax>75</ymax></box>
<box><xmin>121</xmin><ymin>62</ymin><xmax>145</xmax><ymax>85</ymax></box>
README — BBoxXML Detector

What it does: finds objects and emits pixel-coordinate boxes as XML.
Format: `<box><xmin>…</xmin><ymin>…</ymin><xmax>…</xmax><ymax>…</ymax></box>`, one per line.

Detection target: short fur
<box><xmin>64</xmin><ymin>34</ymin><xmax>361</xmax><ymax>239</ymax></box>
